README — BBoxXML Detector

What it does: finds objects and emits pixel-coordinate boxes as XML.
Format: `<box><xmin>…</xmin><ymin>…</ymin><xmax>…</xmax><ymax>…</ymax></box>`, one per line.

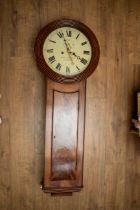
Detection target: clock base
<box><xmin>43</xmin><ymin>79</ymin><xmax>86</xmax><ymax>195</ymax></box>
<box><xmin>42</xmin><ymin>185</ymin><xmax>83</xmax><ymax>196</ymax></box>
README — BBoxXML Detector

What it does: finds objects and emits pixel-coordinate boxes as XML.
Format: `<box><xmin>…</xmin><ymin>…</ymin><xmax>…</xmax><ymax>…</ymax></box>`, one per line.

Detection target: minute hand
<box><xmin>62</xmin><ymin>35</ymin><xmax>74</xmax><ymax>65</ymax></box>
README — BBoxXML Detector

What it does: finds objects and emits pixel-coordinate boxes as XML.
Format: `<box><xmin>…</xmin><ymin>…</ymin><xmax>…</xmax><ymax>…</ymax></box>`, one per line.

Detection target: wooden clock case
<box><xmin>34</xmin><ymin>19</ymin><xmax>100</xmax><ymax>195</ymax></box>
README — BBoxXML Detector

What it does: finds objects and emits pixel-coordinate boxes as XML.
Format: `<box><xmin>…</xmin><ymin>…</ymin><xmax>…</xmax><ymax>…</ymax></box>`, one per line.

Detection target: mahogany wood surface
<box><xmin>0</xmin><ymin>0</ymin><xmax>140</xmax><ymax>210</ymax></box>
<box><xmin>43</xmin><ymin>79</ymin><xmax>86</xmax><ymax>195</ymax></box>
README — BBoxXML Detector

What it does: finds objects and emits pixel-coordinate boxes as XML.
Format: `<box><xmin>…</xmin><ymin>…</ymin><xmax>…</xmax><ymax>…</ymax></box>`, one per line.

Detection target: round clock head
<box><xmin>35</xmin><ymin>19</ymin><xmax>100</xmax><ymax>83</ymax></box>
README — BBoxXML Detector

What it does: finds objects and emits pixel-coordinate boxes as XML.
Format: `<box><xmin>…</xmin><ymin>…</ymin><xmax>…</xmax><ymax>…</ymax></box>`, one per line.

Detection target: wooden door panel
<box><xmin>43</xmin><ymin>79</ymin><xmax>86</xmax><ymax>195</ymax></box>
<box><xmin>51</xmin><ymin>90</ymin><xmax>78</xmax><ymax>181</ymax></box>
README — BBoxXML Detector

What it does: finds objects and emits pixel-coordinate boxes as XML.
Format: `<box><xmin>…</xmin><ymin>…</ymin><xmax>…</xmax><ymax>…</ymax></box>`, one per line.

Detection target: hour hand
<box><xmin>69</xmin><ymin>51</ymin><xmax>82</xmax><ymax>61</ymax></box>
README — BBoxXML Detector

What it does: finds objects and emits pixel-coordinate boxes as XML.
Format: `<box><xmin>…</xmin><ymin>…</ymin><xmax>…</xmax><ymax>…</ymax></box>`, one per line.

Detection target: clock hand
<box><xmin>62</xmin><ymin>38</ymin><xmax>82</xmax><ymax>62</ymax></box>
<box><xmin>65</xmin><ymin>43</ymin><xmax>74</xmax><ymax>65</ymax></box>
<box><xmin>61</xmin><ymin>33</ymin><xmax>74</xmax><ymax>65</ymax></box>
<box><xmin>64</xmin><ymin>39</ymin><xmax>72</xmax><ymax>49</ymax></box>
<box><xmin>62</xmin><ymin>37</ymin><xmax>82</xmax><ymax>61</ymax></box>
<box><xmin>60</xmin><ymin>30</ymin><xmax>72</xmax><ymax>49</ymax></box>
<box><xmin>69</xmin><ymin>51</ymin><xmax>82</xmax><ymax>61</ymax></box>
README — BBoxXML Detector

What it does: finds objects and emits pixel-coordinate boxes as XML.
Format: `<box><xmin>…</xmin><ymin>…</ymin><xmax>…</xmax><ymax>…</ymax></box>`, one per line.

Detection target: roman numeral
<box><xmin>57</xmin><ymin>31</ymin><xmax>64</xmax><ymax>38</ymax></box>
<box><xmin>49</xmin><ymin>39</ymin><xmax>56</xmax><ymax>43</ymax></box>
<box><xmin>48</xmin><ymin>56</ymin><xmax>55</xmax><ymax>64</ymax></box>
<box><xmin>81</xmin><ymin>41</ymin><xmax>87</xmax><ymax>46</ymax></box>
<box><xmin>83</xmin><ymin>50</ymin><xmax>90</xmax><ymax>55</ymax></box>
<box><xmin>66</xmin><ymin>66</ymin><xmax>70</xmax><ymax>74</ymax></box>
<box><xmin>46</xmin><ymin>49</ymin><xmax>54</xmax><ymax>53</ymax></box>
<box><xmin>76</xmin><ymin>33</ymin><xmax>80</xmax><ymax>39</ymax></box>
<box><xmin>66</xmin><ymin>30</ymin><xmax>72</xmax><ymax>37</ymax></box>
<box><xmin>56</xmin><ymin>63</ymin><xmax>61</xmax><ymax>70</ymax></box>
<box><xmin>80</xmin><ymin>58</ymin><xmax>88</xmax><ymax>65</ymax></box>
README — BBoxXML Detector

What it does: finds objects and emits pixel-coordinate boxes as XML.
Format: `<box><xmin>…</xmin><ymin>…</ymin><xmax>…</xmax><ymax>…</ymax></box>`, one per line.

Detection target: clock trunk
<box><xmin>43</xmin><ymin>79</ymin><xmax>86</xmax><ymax>195</ymax></box>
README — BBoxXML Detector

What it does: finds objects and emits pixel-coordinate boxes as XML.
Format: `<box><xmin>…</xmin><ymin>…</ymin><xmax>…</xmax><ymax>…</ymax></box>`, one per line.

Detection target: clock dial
<box><xmin>43</xmin><ymin>27</ymin><xmax>92</xmax><ymax>76</ymax></box>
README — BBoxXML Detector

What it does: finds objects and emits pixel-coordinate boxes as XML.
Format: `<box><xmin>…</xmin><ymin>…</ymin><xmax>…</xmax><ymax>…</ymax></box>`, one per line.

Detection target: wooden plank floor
<box><xmin>0</xmin><ymin>0</ymin><xmax>140</xmax><ymax>210</ymax></box>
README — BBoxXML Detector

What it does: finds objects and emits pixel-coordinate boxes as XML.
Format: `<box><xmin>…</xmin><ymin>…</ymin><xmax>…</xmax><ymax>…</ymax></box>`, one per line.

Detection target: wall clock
<box><xmin>34</xmin><ymin>18</ymin><xmax>100</xmax><ymax>195</ymax></box>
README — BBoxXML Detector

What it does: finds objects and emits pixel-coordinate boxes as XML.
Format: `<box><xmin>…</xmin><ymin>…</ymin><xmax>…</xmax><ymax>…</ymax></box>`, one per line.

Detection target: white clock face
<box><xmin>43</xmin><ymin>27</ymin><xmax>92</xmax><ymax>76</ymax></box>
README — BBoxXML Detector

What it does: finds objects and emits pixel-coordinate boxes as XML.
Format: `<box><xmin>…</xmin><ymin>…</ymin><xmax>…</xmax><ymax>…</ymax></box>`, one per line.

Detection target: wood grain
<box><xmin>0</xmin><ymin>0</ymin><xmax>140</xmax><ymax>209</ymax></box>
<box><xmin>43</xmin><ymin>79</ymin><xmax>86</xmax><ymax>195</ymax></box>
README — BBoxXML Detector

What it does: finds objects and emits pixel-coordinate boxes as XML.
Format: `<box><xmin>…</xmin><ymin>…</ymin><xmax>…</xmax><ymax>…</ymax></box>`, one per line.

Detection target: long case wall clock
<box><xmin>34</xmin><ymin>18</ymin><xmax>100</xmax><ymax>195</ymax></box>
